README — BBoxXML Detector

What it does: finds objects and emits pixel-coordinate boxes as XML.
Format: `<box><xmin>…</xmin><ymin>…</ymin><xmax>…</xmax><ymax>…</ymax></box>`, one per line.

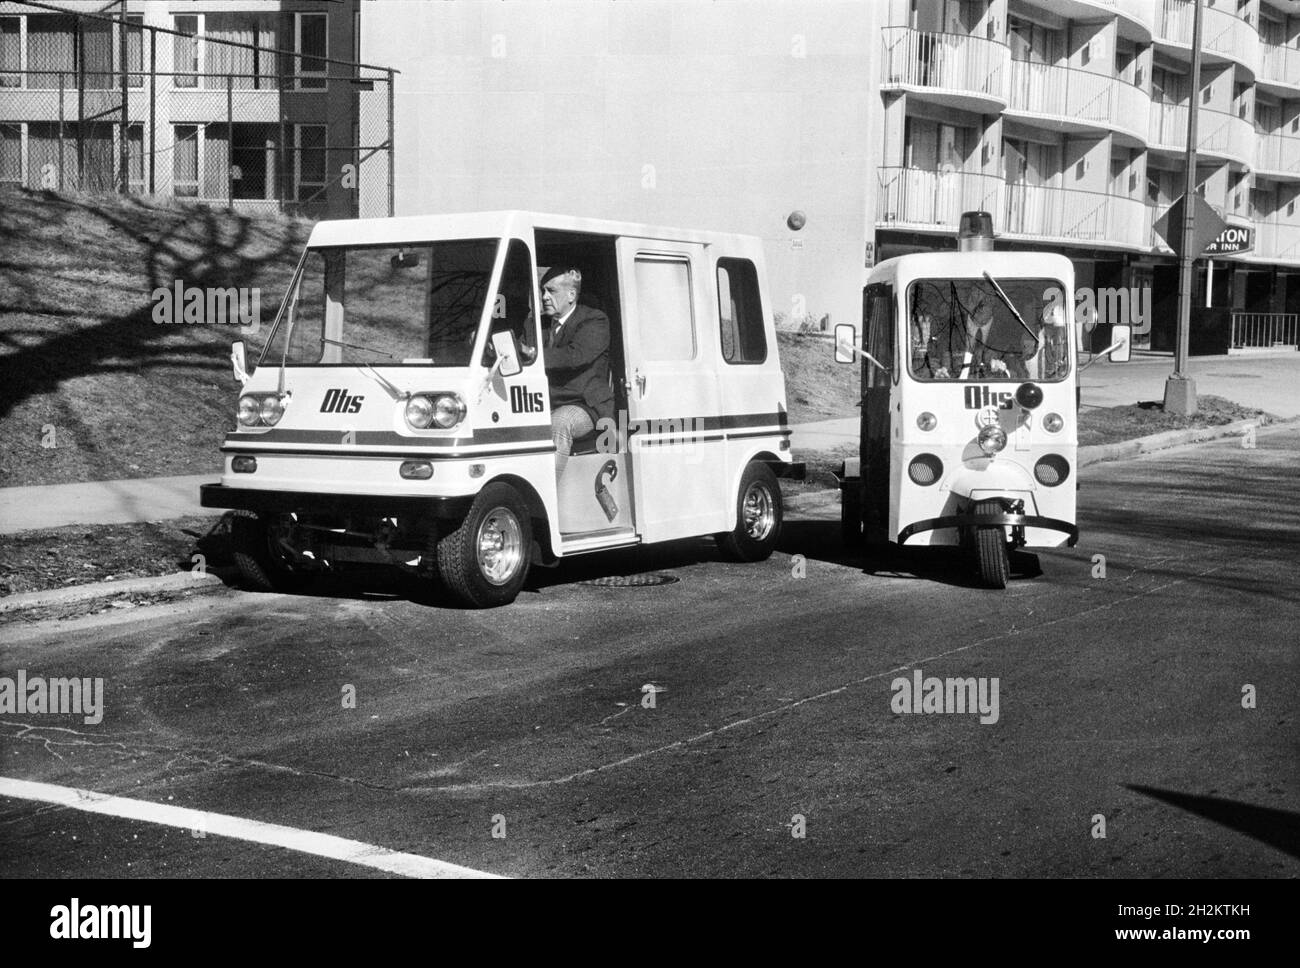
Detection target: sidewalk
<box><xmin>0</xmin><ymin>474</ymin><xmax>215</xmax><ymax>535</ymax></box>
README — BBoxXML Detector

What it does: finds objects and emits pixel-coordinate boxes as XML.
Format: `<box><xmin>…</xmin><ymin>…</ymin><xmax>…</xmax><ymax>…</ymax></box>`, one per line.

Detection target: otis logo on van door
<box><xmin>320</xmin><ymin>389</ymin><xmax>364</xmax><ymax>414</ymax></box>
<box><xmin>965</xmin><ymin>386</ymin><xmax>1013</xmax><ymax>410</ymax></box>
<box><xmin>509</xmin><ymin>385</ymin><xmax>544</xmax><ymax>414</ymax></box>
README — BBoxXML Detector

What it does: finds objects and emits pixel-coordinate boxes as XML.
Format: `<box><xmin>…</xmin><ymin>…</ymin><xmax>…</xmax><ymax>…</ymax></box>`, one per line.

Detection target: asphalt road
<box><xmin>2</xmin><ymin>427</ymin><xmax>1297</xmax><ymax>878</ymax></box>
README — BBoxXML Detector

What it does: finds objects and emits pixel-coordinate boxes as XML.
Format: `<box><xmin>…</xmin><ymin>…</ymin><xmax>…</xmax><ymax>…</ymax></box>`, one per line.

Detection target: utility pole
<box><xmin>1164</xmin><ymin>0</ymin><xmax>1203</xmax><ymax>417</ymax></box>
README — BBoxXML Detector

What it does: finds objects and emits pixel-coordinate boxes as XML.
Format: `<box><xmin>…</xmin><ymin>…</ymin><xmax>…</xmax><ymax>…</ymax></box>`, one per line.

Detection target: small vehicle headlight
<box><xmin>917</xmin><ymin>411</ymin><xmax>937</xmax><ymax>431</ymax></box>
<box><xmin>405</xmin><ymin>395</ymin><xmax>434</xmax><ymax>429</ymax></box>
<box><xmin>431</xmin><ymin>393</ymin><xmax>467</xmax><ymax>430</ymax></box>
<box><xmin>977</xmin><ymin>425</ymin><xmax>1007</xmax><ymax>455</ymax></box>
<box><xmin>237</xmin><ymin>395</ymin><xmax>261</xmax><ymax>427</ymax></box>
<box><xmin>1043</xmin><ymin>412</ymin><xmax>1064</xmax><ymax>433</ymax></box>
<box><xmin>260</xmin><ymin>394</ymin><xmax>284</xmax><ymax>426</ymax></box>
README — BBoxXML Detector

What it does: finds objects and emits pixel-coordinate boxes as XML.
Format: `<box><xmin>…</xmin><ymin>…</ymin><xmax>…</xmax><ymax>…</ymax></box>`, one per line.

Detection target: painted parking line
<box><xmin>0</xmin><ymin>776</ymin><xmax>501</xmax><ymax>879</ymax></box>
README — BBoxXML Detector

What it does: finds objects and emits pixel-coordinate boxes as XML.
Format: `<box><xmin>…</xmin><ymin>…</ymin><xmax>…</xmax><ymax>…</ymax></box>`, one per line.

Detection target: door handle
<box><xmin>635</xmin><ymin>370</ymin><xmax>647</xmax><ymax>396</ymax></box>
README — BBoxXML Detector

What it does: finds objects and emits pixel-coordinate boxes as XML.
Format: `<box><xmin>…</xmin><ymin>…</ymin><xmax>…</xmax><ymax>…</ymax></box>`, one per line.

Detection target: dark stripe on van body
<box><xmin>222</xmin><ymin>425</ymin><xmax>554</xmax><ymax>448</ymax></box>
<box><xmin>220</xmin><ymin>445</ymin><xmax>558</xmax><ymax>460</ymax></box>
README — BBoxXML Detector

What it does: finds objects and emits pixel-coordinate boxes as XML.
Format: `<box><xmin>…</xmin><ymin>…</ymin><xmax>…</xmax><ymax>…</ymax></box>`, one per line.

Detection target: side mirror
<box><xmin>834</xmin><ymin>323</ymin><xmax>856</xmax><ymax>364</ymax></box>
<box><xmin>231</xmin><ymin>340</ymin><xmax>250</xmax><ymax>385</ymax></box>
<box><xmin>491</xmin><ymin>329</ymin><xmax>522</xmax><ymax>378</ymax></box>
<box><xmin>1108</xmin><ymin>324</ymin><xmax>1131</xmax><ymax>363</ymax></box>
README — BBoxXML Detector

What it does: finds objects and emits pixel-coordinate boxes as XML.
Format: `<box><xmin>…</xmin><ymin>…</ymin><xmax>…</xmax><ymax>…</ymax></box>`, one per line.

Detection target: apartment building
<box><xmin>877</xmin><ymin>0</ymin><xmax>1300</xmax><ymax>332</ymax></box>
<box><xmin>361</xmin><ymin>0</ymin><xmax>1297</xmax><ymax>344</ymax></box>
<box><xmin>0</xmin><ymin>0</ymin><xmax>379</xmax><ymax>216</ymax></box>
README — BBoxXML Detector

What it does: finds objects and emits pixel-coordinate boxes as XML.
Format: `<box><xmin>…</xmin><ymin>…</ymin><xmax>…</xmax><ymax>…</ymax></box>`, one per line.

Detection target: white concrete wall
<box><xmin>361</xmin><ymin>0</ymin><xmax>880</xmax><ymax>331</ymax></box>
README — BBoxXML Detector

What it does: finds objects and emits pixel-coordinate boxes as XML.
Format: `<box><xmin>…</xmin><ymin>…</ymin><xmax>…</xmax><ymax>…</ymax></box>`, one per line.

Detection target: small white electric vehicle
<box><xmin>201</xmin><ymin>211</ymin><xmax>803</xmax><ymax>607</ymax></box>
<box><xmin>834</xmin><ymin>212</ymin><xmax>1130</xmax><ymax>587</ymax></box>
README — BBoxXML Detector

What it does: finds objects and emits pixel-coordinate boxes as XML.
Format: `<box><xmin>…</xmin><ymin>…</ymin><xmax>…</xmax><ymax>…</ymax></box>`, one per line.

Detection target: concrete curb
<box><xmin>0</xmin><ymin>568</ymin><xmax>233</xmax><ymax>615</ymax></box>
<box><xmin>1077</xmin><ymin>416</ymin><xmax>1284</xmax><ymax>468</ymax></box>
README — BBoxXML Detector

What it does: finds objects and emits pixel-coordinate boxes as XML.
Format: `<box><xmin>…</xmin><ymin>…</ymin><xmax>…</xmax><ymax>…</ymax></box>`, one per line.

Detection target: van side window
<box><xmin>634</xmin><ymin>255</ymin><xmax>695</xmax><ymax>361</ymax></box>
<box><xmin>717</xmin><ymin>258</ymin><xmax>767</xmax><ymax>364</ymax></box>
<box><xmin>484</xmin><ymin>238</ymin><xmax>538</xmax><ymax>367</ymax></box>
<box><xmin>864</xmin><ymin>284</ymin><xmax>894</xmax><ymax>388</ymax></box>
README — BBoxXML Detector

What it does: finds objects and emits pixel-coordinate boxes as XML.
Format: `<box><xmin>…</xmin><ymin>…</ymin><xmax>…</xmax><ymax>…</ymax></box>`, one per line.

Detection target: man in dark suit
<box><xmin>531</xmin><ymin>267</ymin><xmax>614</xmax><ymax>468</ymax></box>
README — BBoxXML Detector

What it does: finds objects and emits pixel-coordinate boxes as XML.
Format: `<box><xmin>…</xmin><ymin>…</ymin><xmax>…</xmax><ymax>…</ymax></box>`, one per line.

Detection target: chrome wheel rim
<box><xmin>741</xmin><ymin>482</ymin><xmax>776</xmax><ymax>541</ymax></box>
<box><xmin>476</xmin><ymin>507</ymin><xmax>524</xmax><ymax>586</ymax></box>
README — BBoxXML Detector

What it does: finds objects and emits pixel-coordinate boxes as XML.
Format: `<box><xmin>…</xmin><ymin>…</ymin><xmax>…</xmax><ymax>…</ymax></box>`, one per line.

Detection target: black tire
<box><xmin>840</xmin><ymin>481</ymin><xmax>864</xmax><ymax>548</ymax></box>
<box><xmin>230</xmin><ymin>511</ymin><xmax>303</xmax><ymax>593</ymax></box>
<box><xmin>716</xmin><ymin>461</ymin><xmax>783</xmax><ymax>562</ymax></box>
<box><xmin>974</xmin><ymin>498</ymin><xmax>1011</xmax><ymax>589</ymax></box>
<box><xmin>436</xmin><ymin>482</ymin><xmax>532</xmax><ymax>607</ymax></box>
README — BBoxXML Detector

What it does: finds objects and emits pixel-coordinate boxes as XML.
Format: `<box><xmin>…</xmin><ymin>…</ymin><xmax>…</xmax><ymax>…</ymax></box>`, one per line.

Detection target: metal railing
<box><xmin>1148</xmin><ymin>101</ymin><xmax>1253</xmax><ymax>163</ymax></box>
<box><xmin>876</xmin><ymin>166</ymin><xmax>1004</xmax><ymax>229</ymax></box>
<box><xmin>1259</xmin><ymin>41</ymin><xmax>1300</xmax><ymax>89</ymax></box>
<box><xmin>1157</xmin><ymin>0</ymin><xmax>1258</xmax><ymax>66</ymax></box>
<box><xmin>880</xmin><ymin>27</ymin><xmax>1009</xmax><ymax>103</ymax></box>
<box><xmin>1007</xmin><ymin>58</ymin><xmax>1149</xmax><ymax>140</ymax></box>
<box><xmin>1230</xmin><ymin>313</ymin><xmax>1298</xmax><ymax>350</ymax></box>
<box><xmin>1256</xmin><ymin>131</ymin><xmax>1300</xmax><ymax>176</ymax></box>
<box><xmin>0</xmin><ymin>2</ymin><xmax>395</xmax><ymax>217</ymax></box>
<box><xmin>1256</xmin><ymin>221</ymin><xmax>1300</xmax><ymax>262</ymax></box>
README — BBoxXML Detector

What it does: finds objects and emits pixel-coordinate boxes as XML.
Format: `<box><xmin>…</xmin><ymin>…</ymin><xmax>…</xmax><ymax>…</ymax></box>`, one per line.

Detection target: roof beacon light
<box><xmin>958</xmin><ymin>211</ymin><xmax>995</xmax><ymax>252</ymax></box>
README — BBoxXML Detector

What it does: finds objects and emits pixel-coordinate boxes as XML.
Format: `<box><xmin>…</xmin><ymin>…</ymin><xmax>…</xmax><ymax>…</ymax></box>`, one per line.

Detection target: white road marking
<box><xmin>0</xmin><ymin>776</ymin><xmax>500</xmax><ymax>879</ymax></box>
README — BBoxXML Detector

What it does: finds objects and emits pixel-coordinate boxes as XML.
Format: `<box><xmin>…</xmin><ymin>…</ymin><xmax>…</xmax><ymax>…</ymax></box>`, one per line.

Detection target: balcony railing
<box><xmin>1148</xmin><ymin>101</ymin><xmax>1253</xmax><ymax>162</ymax></box>
<box><xmin>1257</xmin><ymin>221</ymin><xmax>1300</xmax><ymax>262</ymax></box>
<box><xmin>1259</xmin><ymin>42</ymin><xmax>1300</xmax><ymax>89</ymax></box>
<box><xmin>1256</xmin><ymin>131</ymin><xmax>1300</xmax><ymax>176</ymax></box>
<box><xmin>880</xmin><ymin>27</ymin><xmax>1009</xmax><ymax>104</ymax></box>
<box><xmin>876</xmin><ymin>166</ymin><xmax>1004</xmax><ymax>229</ymax></box>
<box><xmin>1157</xmin><ymin>0</ymin><xmax>1258</xmax><ymax>67</ymax></box>
<box><xmin>877</xmin><ymin>166</ymin><xmax>1148</xmax><ymax>248</ymax></box>
<box><xmin>1230</xmin><ymin>313</ymin><xmax>1298</xmax><ymax>349</ymax></box>
<box><xmin>1008</xmin><ymin>59</ymin><xmax>1149</xmax><ymax>140</ymax></box>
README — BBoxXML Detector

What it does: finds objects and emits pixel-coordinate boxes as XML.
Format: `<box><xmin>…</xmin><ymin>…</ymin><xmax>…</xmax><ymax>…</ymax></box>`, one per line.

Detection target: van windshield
<box><xmin>906</xmin><ymin>277</ymin><xmax>1071</xmax><ymax>382</ymax></box>
<box><xmin>260</xmin><ymin>239</ymin><xmax>499</xmax><ymax>367</ymax></box>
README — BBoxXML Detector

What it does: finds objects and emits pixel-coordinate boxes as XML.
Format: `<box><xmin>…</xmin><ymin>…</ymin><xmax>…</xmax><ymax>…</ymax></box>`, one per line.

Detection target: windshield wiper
<box><xmin>319</xmin><ymin>336</ymin><xmax>398</xmax><ymax>359</ymax></box>
<box><xmin>983</xmin><ymin>271</ymin><xmax>1039</xmax><ymax>348</ymax></box>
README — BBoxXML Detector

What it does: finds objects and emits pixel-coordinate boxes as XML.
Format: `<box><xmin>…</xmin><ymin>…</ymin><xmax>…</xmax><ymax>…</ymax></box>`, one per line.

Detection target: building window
<box><xmin>0</xmin><ymin>17</ymin><xmax>20</xmax><ymax>88</ymax></box>
<box><xmin>0</xmin><ymin>123</ymin><xmax>21</xmax><ymax>185</ymax></box>
<box><xmin>27</xmin><ymin>14</ymin><xmax>75</xmax><ymax>88</ymax></box>
<box><xmin>295</xmin><ymin>12</ymin><xmax>327</xmax><ymax>90</ymax></box>
<box><xmin>173</xmin><ymin>124</ymin><xmax>198</xmax><ymax>196</ymax></box>
<box><xmin>717</xmin><ymin>258</ymin><xmax>767</xmax><ymax>364</ymax></box>
<box><xmin>173</xmin><ymin>14</ymin><xmax>199</xmax><ymax>88</ymax></box>
<box><xmin>295</xmin><ymin>124</ymin><xmax>326</xmax><ymax>202</ymax></box>
<box><xmin>128</xmin><ymin>124</ymin><xmax>144</xmax><ymax>193</ymax></box>
<box><xmin>125</xmin><ymin>14</ymin><xmax>143</xmax><ymax>87</ymax></box>
<box><xmin>205</xmin><ymin>13</ymin><xmax>277</xmax><ymax>90</ymax></box>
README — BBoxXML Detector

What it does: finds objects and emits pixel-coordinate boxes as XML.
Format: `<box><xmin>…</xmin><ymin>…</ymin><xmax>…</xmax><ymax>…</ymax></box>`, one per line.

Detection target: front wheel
<box><xmin>716</xmin><ymin>461</ymin><xmax>783</xmax><ymax>562</ymax></box>
<box><xmin>230</xmin><ymin>511</ymin><xmax>304</xmax><ymax>593</ymax></box>
<box><xmin>973</xmin><ymin>498</ymin><xmax>1011</xmax><ymax>589</ymax></box>
<box><xmin>436</xmin><ymin>483</ymin><xmax>532</xmax><ymax>607</ymax></box>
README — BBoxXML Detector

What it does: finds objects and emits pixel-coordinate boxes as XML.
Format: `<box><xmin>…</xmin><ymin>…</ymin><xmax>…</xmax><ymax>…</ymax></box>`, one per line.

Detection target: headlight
<box><xmin>260</xmin><ymin>394</ymin><xmax>284</xmax><ymax>426</ymax></box>
<box><xmin>431</xmin><ymin>393</ymin><xmax>467</xmax><ymax>430</ymax></box>
<box><xmin>1043</xmin><ymin>412</ymin><xmax>1064</xmax><ymax>433</ymax></box>
<box><xmin>977</xmin><ymin>425</ymin><xmax>1007</xmax><ymax>455</ymax></box>
<box><xmin>237</xmin><ymin>395</ymin><xmax>261</xmax><ymax>427</ymax></box>
<box><xmin>917</xmin><ymin>411</ymin><xmax>937</xmax><ymax>432</ymax></box>
<box><xmin>405</xmin><ymin>395</ymin><xmax>434</xmax><ymax>429</ymax></box>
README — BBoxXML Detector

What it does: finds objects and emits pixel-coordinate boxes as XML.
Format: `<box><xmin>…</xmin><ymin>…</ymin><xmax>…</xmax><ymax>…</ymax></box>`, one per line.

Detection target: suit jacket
<box><xmin>543</xmin><ymin>303</ymin><xmax>615</xmax><ymax>422</ymax></box>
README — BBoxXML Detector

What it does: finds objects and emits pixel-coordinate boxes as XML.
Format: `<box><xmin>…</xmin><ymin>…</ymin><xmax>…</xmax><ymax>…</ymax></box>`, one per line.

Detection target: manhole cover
<box><xmin>581</xmin><ymin>572</ymin><xmax>680</xmax><ymax>588</ymax></box>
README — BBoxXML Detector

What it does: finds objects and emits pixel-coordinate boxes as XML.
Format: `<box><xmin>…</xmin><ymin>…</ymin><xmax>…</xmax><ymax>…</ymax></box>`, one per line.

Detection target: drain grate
<box><xmin>581</xmin><ymin>572</ymin><xmax>680</xmax><ymax>588</ymax></box>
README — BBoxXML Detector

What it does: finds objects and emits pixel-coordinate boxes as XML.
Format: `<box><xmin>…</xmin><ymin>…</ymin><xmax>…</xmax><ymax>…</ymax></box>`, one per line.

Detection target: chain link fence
<box><xmin>0</xmin><ymin>1</ymin><xmax>394</xmax><ymax>217</ymax></box>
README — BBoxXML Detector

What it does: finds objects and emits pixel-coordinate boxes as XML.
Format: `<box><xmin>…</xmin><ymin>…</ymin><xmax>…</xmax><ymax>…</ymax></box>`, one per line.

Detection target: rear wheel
<box><xmin>230</xmin><ymin>511</ymin><xmax>304</xmax><ymax>593</ymax></box>
<box><xmin>436</xmin><ymin>483</ymin><xmax>532</xmax><ymax>607</ymax></box>
<box><xmin>717</xmin><ymin>461</ymin><xmax>783</xmax><ymax>562</ymax></box>
<box><xmin>973</xmin><ymin>498</ymin><xmax>1011</xmax><ymax>589</ymax></box>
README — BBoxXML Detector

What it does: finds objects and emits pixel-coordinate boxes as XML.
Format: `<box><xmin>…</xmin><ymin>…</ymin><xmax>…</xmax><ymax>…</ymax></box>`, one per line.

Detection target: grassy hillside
<box><xmin>0</xmin><ymin>187</ymin><xmax>311</xmax><ymax>487</ymax></box>
<box><xmin>0</xmin><ymin>188</ymin><xmax>859</xmax><ymax>488</ymax></box>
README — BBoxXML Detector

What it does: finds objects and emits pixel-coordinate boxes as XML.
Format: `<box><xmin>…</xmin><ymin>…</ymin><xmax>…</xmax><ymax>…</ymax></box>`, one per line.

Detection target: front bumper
<box><xmin>898</xmin><ymin>511</ymin><xmax>1078</xmax><ymax>546</ymax></box>
<box><xmin>199</xmin><ymin>484</ymin><xmax>474</xmax><ymax>520</ymax></box>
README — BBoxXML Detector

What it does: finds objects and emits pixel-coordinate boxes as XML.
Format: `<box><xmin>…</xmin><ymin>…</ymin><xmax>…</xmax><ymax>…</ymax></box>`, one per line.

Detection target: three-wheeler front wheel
<box><xmin>230</xmin><ymin>511</ymin><xmax>304</xmax><ymax>593</ymax></box>
<box><xmin>436</xmin><ymin>482</ymin><xmax>532</xmax><ymax>608</ymax></box>
<box><xmin>973</xmin><ymin>498</ymin><xmax>1011</xmax><ymax>589</ymax></box>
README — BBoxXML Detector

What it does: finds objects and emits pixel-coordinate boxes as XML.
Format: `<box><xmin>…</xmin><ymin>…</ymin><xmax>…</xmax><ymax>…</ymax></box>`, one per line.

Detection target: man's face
<box><xmin>542</xmin><ymin>277</ymin><xmax>576</xmax><ymax>318</ymax></box>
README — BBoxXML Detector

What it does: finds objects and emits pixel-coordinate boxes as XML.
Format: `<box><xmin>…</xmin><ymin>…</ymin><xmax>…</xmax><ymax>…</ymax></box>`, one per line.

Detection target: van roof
<box><xmin>309</xmin><ymin>211</ymin><xmax>765</xmax><ymax>249</ymax></box>
<box><xmin>868</xmin><ymin>250</ymin><xmax>1076</xmax><ymax>287</ymax></box>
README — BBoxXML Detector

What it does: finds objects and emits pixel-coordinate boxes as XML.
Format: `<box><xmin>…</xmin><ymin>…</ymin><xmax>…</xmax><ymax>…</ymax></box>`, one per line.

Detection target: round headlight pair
<box><xmin>238</xmin><ymin>394</ymin><xmax>285</xmax><ymax>427</ymax></box>
<box><xmin>405</xmin><ymin>393</ymin><xmax>466</xmax><ymax>430</ymax></box>
<box><xmin>977</xmin><ymin>424</ymin><xmax>1007</xmax><ymax>455</ymax></box>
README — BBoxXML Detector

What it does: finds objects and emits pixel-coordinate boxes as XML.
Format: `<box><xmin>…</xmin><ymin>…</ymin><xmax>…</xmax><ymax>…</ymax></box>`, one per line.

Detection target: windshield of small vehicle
<box><xmin>906</xmin><ymin>277</ymin><xmax>1071</xmax><ymax>382</ymax></box>
<box><xmin>259</xmin><ymin>239</ymin><xmax>499</xmax><ymax>367</ymax></box>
